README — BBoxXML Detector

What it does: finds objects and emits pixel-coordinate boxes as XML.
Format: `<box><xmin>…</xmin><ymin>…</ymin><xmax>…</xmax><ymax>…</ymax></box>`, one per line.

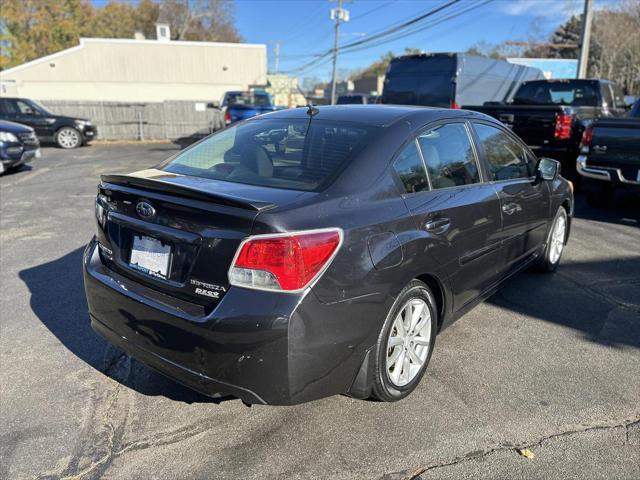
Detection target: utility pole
<box><xmin>330</xmin><ymin>0</ymin><xmax>349</xmax><ymax>105</ymax></box>
<box><xmin>577</xmin><ymin>0</ymin><xmax>593</xmax><ymax>79</ymax></box>
<box><xmin>274</xmin><ymin>41</ymin><xmax>280</xmax><ymax>74</ymax></box>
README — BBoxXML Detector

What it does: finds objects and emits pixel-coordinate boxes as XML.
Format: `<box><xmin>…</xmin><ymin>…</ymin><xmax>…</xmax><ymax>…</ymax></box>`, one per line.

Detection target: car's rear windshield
<box><xmin>226</xmin><ymin>92</ymin><xmax>271</xmax><ymax>107</ymax></box>
<box><xmin>512</xmin><ymin>80</ymin><xmax>599</xmax><ymax>106</ymax></box>
<box><xmin>161</xmin><ymin>118</ymin><xmax>378</xmax><ymax>192</ymax></box>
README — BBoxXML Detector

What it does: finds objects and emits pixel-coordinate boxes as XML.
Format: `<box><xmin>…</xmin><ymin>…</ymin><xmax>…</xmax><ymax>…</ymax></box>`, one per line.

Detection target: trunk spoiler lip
<box><xmin>100</xmin><ymin>173</ymin><xmax>276</xmax><ymax>212</ymax></box>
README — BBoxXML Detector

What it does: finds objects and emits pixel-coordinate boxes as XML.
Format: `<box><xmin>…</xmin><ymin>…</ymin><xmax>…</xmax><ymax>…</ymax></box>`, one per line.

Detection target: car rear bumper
<box><xmin>83</xmin><ymin>238</ymin><xmax>383</xmax><ymax>404</ymax></box>
<box><xmin>577</xmin><ymin>155</ymin><xmax>640</xmax><ymax>190</ymax></box>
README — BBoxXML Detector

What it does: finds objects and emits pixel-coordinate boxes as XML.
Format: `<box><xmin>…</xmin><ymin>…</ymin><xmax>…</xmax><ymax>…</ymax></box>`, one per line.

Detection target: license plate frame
<box><xmin>129</xmin><ymin>234</ymin><xmax>171</xmax><ymax>279</ymax></box>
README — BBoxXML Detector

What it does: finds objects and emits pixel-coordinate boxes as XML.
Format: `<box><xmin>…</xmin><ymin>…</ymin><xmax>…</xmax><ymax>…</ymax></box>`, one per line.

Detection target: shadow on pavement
<box><xmin>19</xmin><ymin>244</ymin><xmax>640</xmax><ymax>404</ymax></box>
<box><xmin>19</xmin><ymin>247</ymin><xmax>230</xmax><ymax>405</ymax></box>
<box><xmin>572</xmin><ymin>191</ymin><xmax>640</xmax><ymax>227</ymax></box>
<box><xmin>488</xmin><ymin>257</ymin><xmax>640</xmax><ymax>349</ymax></box>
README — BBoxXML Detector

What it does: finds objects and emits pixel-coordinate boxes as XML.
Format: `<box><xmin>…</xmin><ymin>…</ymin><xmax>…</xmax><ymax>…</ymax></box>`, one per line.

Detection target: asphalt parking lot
<box><xmin>1</xmin><ymin>144</ymin><xmax>639</xmax><ymax>480</ymax></box>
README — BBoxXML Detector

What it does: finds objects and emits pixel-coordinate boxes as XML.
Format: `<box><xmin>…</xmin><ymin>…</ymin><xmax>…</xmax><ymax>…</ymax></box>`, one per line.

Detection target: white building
<box><xmin>0</xmin><ymin>35</ymin><xmax>267</xmax><ymax>103</ymax></box>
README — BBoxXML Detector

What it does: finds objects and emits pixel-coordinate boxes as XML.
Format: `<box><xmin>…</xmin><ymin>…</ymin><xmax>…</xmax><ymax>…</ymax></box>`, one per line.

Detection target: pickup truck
<box><xmin>467</xmin><ymin>79</ymin><xmax>625</xmax><ymax>182</ymax></box>
<box><xmin>576</xmin><ymin>100</ymin><xmax>640</xmax><ymax>206</ymax></box>
<box><xmin>221</xmin><ymin>90</ymin><xmax>276</xmax><ymax>126</ymax></box>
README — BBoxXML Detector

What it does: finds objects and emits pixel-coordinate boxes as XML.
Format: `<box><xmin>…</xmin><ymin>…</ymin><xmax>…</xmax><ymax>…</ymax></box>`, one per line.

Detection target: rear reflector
<box><xmin>450</xmin><ymin>101</ymin><xmax>460</xmax><ymax>109</ymax></box>
<box><xmin>554</xmin><ymin>113</ymin><xmax>573</xmax><ymax>140</ymax></box>
<box><xmin>229</xmin><ymin>229</ymin><xmax>342</xmax><ymax>292</ymax></box>
<box><xmin>580</xmin><ymin>124</ymin><xmax>594</xmax><ymax>151</ymax></box>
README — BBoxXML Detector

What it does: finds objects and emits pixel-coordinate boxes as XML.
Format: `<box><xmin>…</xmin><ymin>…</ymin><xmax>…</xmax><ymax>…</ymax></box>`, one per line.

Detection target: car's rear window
<box><xmin>162</xmin><ymin>118</ymin><xmax>377</xmax><ymax>191</ymax></box>
<box><xmin>512</xmin><ymin>80</ymin><xmax>599</xmax><ymax>106</ymax></box>
<box><xmin>226</xmin><ymin>93</ymin><xmax>271</xmax><ymax>107</ymax></box>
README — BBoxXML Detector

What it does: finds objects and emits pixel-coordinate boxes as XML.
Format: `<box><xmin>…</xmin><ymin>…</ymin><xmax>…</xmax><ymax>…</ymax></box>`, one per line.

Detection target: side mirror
<box><xmin>537</xmin><ymin>157</ymin><xmax>560</xmax><ymax>181</ymax></box>
<box><xmin>207</xmin><ymin>101</ymin><xmax>220</xmax><ymax>109</ymax></box>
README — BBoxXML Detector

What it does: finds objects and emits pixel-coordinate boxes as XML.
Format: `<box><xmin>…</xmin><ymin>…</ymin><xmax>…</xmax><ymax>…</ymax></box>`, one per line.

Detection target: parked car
<box><xmin>380</xmin><ymin>52</ymin><xmax>543</xmax><ymax>109</ymax></box>
<box><xmin>0</xmin><ymin>97</ymin><xmax>96</xmax><ymax>149</ymax></box>
<box><xmin>468</xmin><ymin>79</ymin><xmax>626</xmax><ymax>181</ymax></box>
<box><xmin>84</xmin><ymin>105</ymin><xmax>573</xmax><ymax>405</ymax></box>
<box><xmin>337</xmin><ymin>94</ymin><xmax>368</xmax><ymax>105</ymax></box>
<box><xmin>0</xmin><ymin>120</ymin><xmax>40</xmax><ymax>175</ymax></box>
<box><xmin>577</xmin><ymin>100</ymin><xmax>640</xmax><ymax>205</ymax></box>
<box><xmin>221</xmin><ymin>90</ymin><xmax>276</xmax><ymax>125</ymax></box>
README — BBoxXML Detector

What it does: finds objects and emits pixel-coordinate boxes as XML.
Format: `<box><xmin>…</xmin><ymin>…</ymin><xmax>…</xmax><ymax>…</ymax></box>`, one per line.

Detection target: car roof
<box><xmin>258</xmin><ymin>104</ymin><xmax>479</xmax><ymax>128</ymax></box>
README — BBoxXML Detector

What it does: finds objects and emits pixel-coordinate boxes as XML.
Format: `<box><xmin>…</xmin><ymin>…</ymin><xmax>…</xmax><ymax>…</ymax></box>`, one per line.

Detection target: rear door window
<box><xmin>162</xmin><ymin>118</ymin><xmax>377</xmax><ymax>192</ymax></box>
<box><xmin>473</xmin><ymin>123</ymin><xmax>536</xmax><ymax>180</ymax></box>
<box><xmin>417</xmin><ymin>123</ymin><xmax>480</xmax><ymax>189</ymax></box>
<box><xmin>392</xmin><ymin>141</ymin><xmax>429</xmax><ymax>193</ymax></box>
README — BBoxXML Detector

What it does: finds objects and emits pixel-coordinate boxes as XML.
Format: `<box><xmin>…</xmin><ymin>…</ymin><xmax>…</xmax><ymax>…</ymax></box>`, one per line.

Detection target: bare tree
<box><xmin>158</xmin><ymin>0</ymin><xmax>241</xmax><ymax>42</ymax></box>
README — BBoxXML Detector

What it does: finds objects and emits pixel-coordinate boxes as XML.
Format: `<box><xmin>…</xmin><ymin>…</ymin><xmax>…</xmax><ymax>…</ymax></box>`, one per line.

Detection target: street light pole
<box><xmin>330</xmin><ymin>0</ymin><xmax>349</xmax><ymax>105</ymax></box>
<box><xmin>577</xmin><ymin>0</ymin><xmax>594</xmax><ymax>79</ymax></box>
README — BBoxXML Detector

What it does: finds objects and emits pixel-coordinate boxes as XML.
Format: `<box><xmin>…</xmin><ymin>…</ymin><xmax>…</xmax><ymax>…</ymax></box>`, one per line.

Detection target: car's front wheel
<box><xmin>55</xmin><ymin>127</ymin><xmax>82</xmax><ymax>149</ymax></box>
<box><xmin>538</xmin><ymin>206</ymin><xmax>568</xmax><ymax>272</ymax></box>
<box><xmin>371</xmin><ymin>280</ymin><xmax>437</xmax><ymax>402</ymax></box>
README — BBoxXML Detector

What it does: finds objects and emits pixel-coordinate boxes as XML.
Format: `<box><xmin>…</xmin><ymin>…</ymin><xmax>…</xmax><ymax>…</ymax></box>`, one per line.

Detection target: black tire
<box><xmin>537</xmin><ymin>206</ymin><xmax>568</xmax><ymax>273</ymax></box>
<box><xmin>55</xmin><ymin>126</ymin><xmax>82</xmax><ymax>149</ymax></box>
<box><xmin>371</xmin><ymin>280</ymin><xmax>437</xmax><ymax>402</ymax></box>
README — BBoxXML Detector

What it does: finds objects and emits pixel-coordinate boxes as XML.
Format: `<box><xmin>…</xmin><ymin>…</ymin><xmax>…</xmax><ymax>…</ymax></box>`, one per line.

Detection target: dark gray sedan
<box><xmin>83</xmin><ymin>105</ymin><xmax>573</xmax><ymax>405</ymax></box>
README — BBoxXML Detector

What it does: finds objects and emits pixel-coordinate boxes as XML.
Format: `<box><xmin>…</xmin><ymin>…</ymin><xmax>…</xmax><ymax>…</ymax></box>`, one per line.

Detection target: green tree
<box><xmin>0</xmin><ymin>0</ymin><xmax>90</xmax><ymax>69</ymax></box>
<box><xmin>0</xmin><ymin>0</ymin><xmax>241</xmax><ymax>70</ymax></box>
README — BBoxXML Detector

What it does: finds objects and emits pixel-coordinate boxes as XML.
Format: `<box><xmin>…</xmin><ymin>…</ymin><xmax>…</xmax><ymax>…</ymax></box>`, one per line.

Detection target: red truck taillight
<box><xmin>554</xmin><ymin>113</ymin><xmax>573</xmax><ymax>140</ymax></box>
<box><xmin>224</xmin><ymin>109</ymin><xmax>231</xmax><ymax>125</ymax></box>
<box><xmin>580</xmin><ymin>124</ymin><xmax>594</xmax><ymax>150</ymax></box>
<box><xmin>229</xmin><ymin>229</ymin><xmax>342</xmax><ymax>292</ymax></box>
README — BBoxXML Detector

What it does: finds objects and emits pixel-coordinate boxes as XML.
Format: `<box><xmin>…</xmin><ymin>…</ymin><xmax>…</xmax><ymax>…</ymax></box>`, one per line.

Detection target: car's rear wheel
<box><xmin>371</xmin><ymin>280</ymin><xmax>437</xmax><ymax>402</ymax></box>
<box><xmin>538</xmin><ymin>206</ymin><xmax>567</xmax><ymax>272</ymax></box>
<box><xmin>56</xmin><ymin>127</ymin><xmax>82</xmax><ymax>149</ymax></box>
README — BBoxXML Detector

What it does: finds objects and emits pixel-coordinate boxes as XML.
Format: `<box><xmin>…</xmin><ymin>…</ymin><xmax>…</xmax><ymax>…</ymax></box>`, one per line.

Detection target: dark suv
<box><xmin>0</xmin><ymin>120</ymin><xmax>40</xmax><ymax>174</ymax></box>
<box><xmin>0</xmin><ymin>97</ymin><xmax>97</xmax><ymax>149</ymax></box>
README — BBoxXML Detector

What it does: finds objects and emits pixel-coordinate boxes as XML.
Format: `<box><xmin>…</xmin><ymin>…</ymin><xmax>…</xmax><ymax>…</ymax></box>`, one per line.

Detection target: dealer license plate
<box><xmin>130</xmin><ymin>234</ymin><xmax>171</xmax><ymax>279</ymax></box>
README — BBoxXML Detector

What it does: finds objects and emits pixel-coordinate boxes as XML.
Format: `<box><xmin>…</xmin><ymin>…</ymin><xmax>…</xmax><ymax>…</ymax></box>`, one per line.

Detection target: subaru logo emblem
<box><xmin>136</xmin><ymin>201</ymin><xmax>155</xmax><ymax>218</ymax></box>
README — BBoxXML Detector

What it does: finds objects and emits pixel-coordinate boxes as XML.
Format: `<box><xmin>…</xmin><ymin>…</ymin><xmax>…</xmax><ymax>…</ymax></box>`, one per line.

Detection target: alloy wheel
<box><xmin>386</xmin><ymin>298</ymin><xmax>432</xmax><ymax>387</ymax></box>
<box><xmin>58</xmin><ymin>128</ymin><xmax>80</xmax><ymax>149</ymax></box>
<box><xmin>549</xmin><ymin>213</ymin><xmax>566</xmax><ymax>264</ymax></box>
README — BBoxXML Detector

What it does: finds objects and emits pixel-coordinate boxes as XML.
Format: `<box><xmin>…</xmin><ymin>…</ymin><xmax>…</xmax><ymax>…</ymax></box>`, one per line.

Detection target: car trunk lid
<box><xmin>96</xmin><ymin>168</ymin><xmax>311</xmax><ymax>311</ymax></box>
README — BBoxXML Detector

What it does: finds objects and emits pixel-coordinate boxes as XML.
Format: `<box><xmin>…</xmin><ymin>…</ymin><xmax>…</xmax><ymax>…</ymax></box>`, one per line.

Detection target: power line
<box><xmin>282</xmin><ymin>0</ymin><xmax>461</xmax><ymax>75</ymax></box>
<box><xmin>338</xmin><ymin>0</ymin><xmax>494</xmax><ymax>56</ymax></box>
<box><xmin>349</xmin><ymin>0</ymin><xmax>399</xmax><ymax>22</ymax></box>
<box><xmin>284</xmin><ymin>0</ymin><xmax>494</xmax><ymax>77</ymax></box>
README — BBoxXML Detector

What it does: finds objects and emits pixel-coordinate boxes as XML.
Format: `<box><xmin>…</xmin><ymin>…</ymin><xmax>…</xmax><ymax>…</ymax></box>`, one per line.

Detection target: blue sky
<box><xmin>233</xmin><ymin>0</ymin><xmax>594</xmax><ymax>82</ymax></box>
<box><xmin>91</xmin><ymin>0</ymin><xmax>615</xmax><ymax>82</ymax></box>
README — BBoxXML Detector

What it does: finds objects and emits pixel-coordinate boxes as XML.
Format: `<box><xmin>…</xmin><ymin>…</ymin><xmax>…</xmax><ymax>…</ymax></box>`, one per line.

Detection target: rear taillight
<box><xmin>224</xmin><ymin>109</ymin><xmax>231</xmax><ymax>124</ymax></box>
<box><xmin>554</xmin><ymin>113</ymin><xmax>573</xmax><ymax>140</ymax></box>
<box><xmin>450</xmin><ymin>101</ymin><xmax>460</xmax><ymax>109</ymax></box>
<box><xmin>580</xmin><ymin>124</ymin><xmax>593</xmax><ymax>152</ymax></box>
<box><xmin>229</xmin><ymin>229</ymin><xmax>342</xmax><ymax>292</ymax></box>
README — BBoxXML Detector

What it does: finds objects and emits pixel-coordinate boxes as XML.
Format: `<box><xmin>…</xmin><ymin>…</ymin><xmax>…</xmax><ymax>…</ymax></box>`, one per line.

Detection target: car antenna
<box><xmin>306</xmin><ymin>103</ymin><xmax>319</xmax><ymax>117</ymax></box>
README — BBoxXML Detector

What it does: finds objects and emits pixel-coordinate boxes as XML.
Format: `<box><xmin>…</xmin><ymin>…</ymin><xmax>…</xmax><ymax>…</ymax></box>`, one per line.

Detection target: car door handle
<box><xmin>424</xmin><ymin>218</ymin><xmax>450</xmax><ymax>233</ymax></box>
<box><xmin>502</xmin><ymin>202</ymin><xmax>520</xmax><ymax>215</ymax></box>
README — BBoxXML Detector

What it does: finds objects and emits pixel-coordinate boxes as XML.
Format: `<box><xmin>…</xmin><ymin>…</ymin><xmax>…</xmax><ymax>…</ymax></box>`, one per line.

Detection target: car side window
<box><xmin>417</xmin><ymin>123</ymin><xmax>480</xmax><ymax>189</ymax></box>
<box><xmin>0</xmin><ymin>99</ymin><xmax>18</xmax><ymax>115</ymax></box>
<box><xmin>473</xmin><ymin>123</ymin><xmax>535</xmax><ymax>181</ymax></box>
<box><xmin>392</xmin><ymin>141</ymin><xmax>429</xmax><ymax>193</ymax></box>
<box><xmin>16</xmin><ymin>100</ymin><xmax>35</xmax><ymax>114</ymax></box>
